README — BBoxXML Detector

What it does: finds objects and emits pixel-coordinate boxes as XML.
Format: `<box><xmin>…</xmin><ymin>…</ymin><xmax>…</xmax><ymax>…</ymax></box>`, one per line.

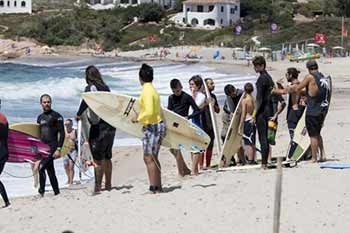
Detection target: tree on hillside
<box><xmin>323</xmin><ymin>0</ymin><xmax>337</xmax><ymax>16</ymax></box>
<box><xmin>138</xmin><ymin>3</ymin><xmax>164</xmax><ymax>23</ymax></box>
<box><xmin>336</xmin><ymin>0</ymin><xmax>350</xmax><ymax>17</ymax></box>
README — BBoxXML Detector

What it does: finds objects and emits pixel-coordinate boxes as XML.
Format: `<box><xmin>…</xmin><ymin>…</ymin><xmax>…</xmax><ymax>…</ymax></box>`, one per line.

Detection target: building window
<box><xmin>221</xmin><ymin>6</ymin><xmax>224</xmax><ymax>12</ymax></box>
<box><xmin>120</xmin><ymin>0</ymin><xmax>128</xmax><ymax>3</ymax></box>
<box><xmin>21</xmin><ymin>1</ymin><xmax>25</xmax><ymax>7</ymax></box>
<box><xmin>220</xmin><ymin>19</ymin><xmax>223</xmax><ymax>24</ymax></box>
<box><xmin>187</xmin><ymin>8</ymin><xmax>190</xmax><ymax>12</ymax></box>
<box><xmin>131</xmin><ymin>0</ymin><xmax>137</xmax><ymax>4</ymax></box>
<box><xmin>197</xmin><ymin>5</ymin><xmax>203</xmax><ymax>12</ymax></box>
<box><xmin>14</xmin><ymin>1</ymin><xmax>17</xmax><ymax>7</ymax></box>
<box><xmin>208</xmin><ymin>5</ymin><xmax>214</xmax><ymax>11</ymax></box>
<box><xmin>231</xmin><ymin>8</ymin><xmax>235</xmax><ymax>14</ymax></box>
<box><xmin>0</xmin><ymin>0</ymin><xmax>4</xmax><ymax>7</ymax></box>
<box><xmin>183</xmin><ymin>18</ymin><xmax>186</xmax><ymax>23</ymax></box>
<box><xmin>7</xmin><ymin>0</ymin><xmax>9</xmax><ymax>6</ymax></box>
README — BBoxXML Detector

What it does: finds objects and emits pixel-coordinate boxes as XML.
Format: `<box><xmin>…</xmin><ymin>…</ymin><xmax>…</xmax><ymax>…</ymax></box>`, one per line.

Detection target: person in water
<box><xmin>167</xmin><ymin>78</ymin><xmax>201</xmax><ymax>176</ymax></box>
<box><xmin>0</xmin><ymin>112</ymin><xmax>10</xmax><ymax>207</ymax></box>
<box><xmin>132</xmin><ymin>64</ymin><xmax>166</xmax><ymax>193</ymax></box>
<box><xmin>76</xmin><ymin>65</ymin><xmax>116</xmax><ymax>193</ymax></box>
<box><xmin>37</xmin><ymin>94</ymin><xmax>64</xmax><ymax>196</ymax></box>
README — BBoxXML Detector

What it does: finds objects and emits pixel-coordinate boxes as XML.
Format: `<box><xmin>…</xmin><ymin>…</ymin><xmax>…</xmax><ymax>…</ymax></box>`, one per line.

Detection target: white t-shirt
<box><xmin>190</xmin><ymin>91</ymin><xmax>206</xmax><ymax>114</ymax></box>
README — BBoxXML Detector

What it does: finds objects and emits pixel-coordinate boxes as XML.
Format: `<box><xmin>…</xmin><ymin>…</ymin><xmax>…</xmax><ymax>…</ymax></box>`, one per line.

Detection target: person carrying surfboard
<box><xmin>201</xmin><ymin>78</ymin><xmax>220</xmax><ymax>169</ymax></box>
<box><xmin>0</xmin><ymin>112</ymin><xmax>10</xmax><ymax>207</ymax></box>
<box><xmin>252</xmin><ymin>56</ymin><xmax>275</xmax><ymax>169</ymax></box>
<box><xmin>168</xmin><ymin>79</ymin><xmax>201</xmax><ymax>177</ymax></box>
<box><xmin>37</xmin><ymin>94</ymin><xmax>64</xmax><ymax>196</ymax></box>
<box><xmin>189</xmin><ymin>75</ymin><xmax>207</xmax><ymax>175</ymax></box>
<box><xmin>287</xmin><ymin>60</ymin><xmax>330</xmax><ymax>163</ymax></box>
<box><xmin>238</xmin><ymin>83</ymin><xmax>257</xmax><ymax>165</ymax></box>
<box><xmin>132</xmin><ymin>64</ymin><xmax>166</xmax><ymax>194</ymax></box>
<box><xmin>76</xmin><ymin>65</ymin><xmax>116</xmax><ymax>193</ymax></box>
<box><xmin>221</xmin><ymin>84</ymin><xmax>245</xmax><ymax>166</ymax></box>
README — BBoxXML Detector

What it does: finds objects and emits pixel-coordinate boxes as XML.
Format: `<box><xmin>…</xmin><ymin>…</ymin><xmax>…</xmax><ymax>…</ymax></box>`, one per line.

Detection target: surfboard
<box><xmin>77</xmin><ymin>111</ymin><xmax>94</xmax><ymax>172</ymax></box>
<box><xmin>8</xmin><ymin>129</ymin><xmax>50</xmax><ymax>163</ymax></box>
<box><xmin>81</xmin><ymin>92</ymin><xmax>210</xmax><ymax>152</ymax></box>
<box><xmin>202</xmin><ymin>78</ymin><xmax>221</xmax><ymax>157</ymax></box>
<box><xmin>218</xmin><ymin>95</ymin><xmax>244</xmax><ymax>168</ymax></box>
<box><xmin>320</xmin><ymin>164</ymin><xmax>350</xmax><ymax>169</ymax></box>
<box><xmin>9</xmin><ymin>122</ymin><xmax>72</xmax><ymax>157</ymax></box>
<box><xmin>287</xmin><ymin>75</ymin><xmax>332</xmax><ymax>161</ymax></box>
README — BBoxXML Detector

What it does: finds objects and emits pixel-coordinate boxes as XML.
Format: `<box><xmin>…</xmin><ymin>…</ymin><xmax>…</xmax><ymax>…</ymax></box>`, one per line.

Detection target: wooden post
<box><xmin>273</xmin><ymin>157</ymin><xmax>283</xmax><ymax>233</ymax></box>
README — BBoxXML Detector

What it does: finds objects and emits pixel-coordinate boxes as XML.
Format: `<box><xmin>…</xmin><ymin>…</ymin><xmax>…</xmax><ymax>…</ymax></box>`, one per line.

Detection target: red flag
<box><xmin>314</xmin><ymin>33</ymin><xmax>327</xmax><ymax>45</ymax></box>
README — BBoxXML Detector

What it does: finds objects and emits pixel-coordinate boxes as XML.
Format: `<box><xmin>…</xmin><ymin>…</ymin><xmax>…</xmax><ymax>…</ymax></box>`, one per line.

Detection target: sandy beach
<box><xmin>1</xmin><ymin>48</ymin><xmax>350</xmax><ymax>233</ymax></box>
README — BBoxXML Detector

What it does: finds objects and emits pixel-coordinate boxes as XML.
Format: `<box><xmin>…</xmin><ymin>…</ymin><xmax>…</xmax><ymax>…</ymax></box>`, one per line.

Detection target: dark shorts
<box><xmin>90</xmin><ymin>130</ymin><xmax>115</xmax><ymax>161</ymax></box>
<box><xmin>0</xmin><ymin>162</ymin><xmax>5</xmax><ymax>175</ymax></box>
<box><xmin>306</xmin><ymin>114</ymin><xmax>325</xmax><ymax>137</ymax></box>
<box><xmin>243</xmin><ymin>120</ymin><xmax>256</xmax><ymax>146</ymax></box>
<box><xmin>142</xmin><ymin>122</ymin><xmax>166</xmax><ymax>156</ymax></box>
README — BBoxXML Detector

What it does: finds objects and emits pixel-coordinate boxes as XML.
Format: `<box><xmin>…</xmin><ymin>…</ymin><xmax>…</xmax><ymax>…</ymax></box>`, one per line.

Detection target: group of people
<box><xmin>0</xmin><ymin>56</ymin><xmax>330</xmax><ymax>207</ymax></box>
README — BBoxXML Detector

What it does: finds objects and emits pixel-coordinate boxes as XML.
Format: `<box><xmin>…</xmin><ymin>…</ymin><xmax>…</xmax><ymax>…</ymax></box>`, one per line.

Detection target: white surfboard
<box><xmin>218</xmin><ymin>94</ymin><xmax>244</xmax><ymax>168</ymax></box>
<box><xmin>81</xmin><ymin>92</ymin><xmax>210</xmax><ymax>152</ymax></box>
<box><xmin>202</xmin><ymin>78</ymin><xmax>221</xmax><ymax>157</ymax></box>
<box><xmin>77</xmin><ymin>111</ymin><xmax>94</xmax><ymax>172</ymax></box>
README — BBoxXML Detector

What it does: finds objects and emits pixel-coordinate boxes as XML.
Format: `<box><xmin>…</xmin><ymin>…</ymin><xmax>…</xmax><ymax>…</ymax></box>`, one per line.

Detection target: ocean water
<box><xmin>0</xmin><ymin>57</ymin><xmax>257</xmax><ymax>197</ymax></box>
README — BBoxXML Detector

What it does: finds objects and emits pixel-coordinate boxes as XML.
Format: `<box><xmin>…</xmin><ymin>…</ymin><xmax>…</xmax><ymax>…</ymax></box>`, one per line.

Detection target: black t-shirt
<box><xmin>223</xmin><ymin>89</ymin><xmax>243</xmax><ymax>114</ymax></box>
<box><xmin>255</xmin><ymin>71</ymin><xmax>274</xmax><ymax>118</ymax></box>
<box><xmin>167</xmin><ymin>91</ymin><xmax>200</xmax><ymax>119</ymax></box>
<box><xmin>37</xmin><ymin>109</ymin><xmax>65</xmax><ymax>150</ymax></box>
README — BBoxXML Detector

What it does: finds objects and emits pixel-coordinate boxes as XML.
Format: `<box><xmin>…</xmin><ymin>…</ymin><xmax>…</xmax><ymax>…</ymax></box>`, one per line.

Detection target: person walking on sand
<box><xmin>287</xmin><ymin>60</ymin><xmax>330</xmax><ymax>162</ymax></box>
<box><xmin>0</xmin><ymin>112</ymin><xmax>10</xmax><ymax>208</ymax></box>
<box><xmin>238</xmin><ymin>83</ymin><xmax>257</xmax><ymax>164</ymax></box>
<box><xmin>188</xmin><ymin>75</ymin><xmax>207</xmax><ymax>175</ymax></box>
<box><xmin>167</xmin><ymin>79</ymin><xmax>201</xmax><ymax>176</ymax></box>
<box><xmin>63</xmin><ymin>119</ymin><xmax>77</xmax><ymax>186</ymax></box>
<box><xmin>201</xmin><ymin>78</ymin><xmax>220</xmax><ymax>169</ymax></box>
<box><xmin>37</xmin><ymin>94</ymin><xmax>64</xmax><ymax>196</ymax></box>
<box><xmin>132</xmin><ymin>64</ymin><xmax>166</xmax><ymax>194</ymax></box>
<box><xmin>252</xmin><ymin>56</ymin><xmax>275</xmax><ymax>169</ymax></box>
<box><xmin>76</xmin><ymin>65</ymin><xmax>116</xmax><ymax>193</ymax></box>
<box><xmin>221</xmin><ymin>84</ymin><xmax>244</xmax><ymax>166</ymax></box>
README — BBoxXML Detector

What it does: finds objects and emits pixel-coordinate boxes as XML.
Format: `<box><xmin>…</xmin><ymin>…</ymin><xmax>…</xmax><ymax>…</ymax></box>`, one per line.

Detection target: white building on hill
<box><xmin>172</xmin><ymin>0</ymin><xmax>240</xmax><ymax>29</ymax></box>
<box><xmin>85</xmin><ymin>0</ymin><xmax>175</xmax><ymax>9</ymax></box>
<box><xmin>0</xmin><ymin>0</ymin><xmax>32</xmax><ymax>14</ymax></box>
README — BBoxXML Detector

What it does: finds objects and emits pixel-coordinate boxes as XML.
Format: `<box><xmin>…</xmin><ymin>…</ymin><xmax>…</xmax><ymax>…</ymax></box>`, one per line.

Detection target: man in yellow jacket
<box><xmin>132</xmin><ymin>64</ymin><xmax>166</xmax><ymax>194</ymax></box>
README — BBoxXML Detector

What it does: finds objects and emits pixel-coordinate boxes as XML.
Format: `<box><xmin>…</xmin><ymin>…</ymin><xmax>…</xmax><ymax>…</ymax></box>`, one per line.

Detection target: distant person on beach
<box><xmin>37</xmin><ymin>94</ymin><xmax>64</xmax><ymax>196</ymax></box>
<box><xmin>287</xmin><ymin>60</ymin><xmax>330</xmax><ymax>162</ymax></box>
<box><xmin>167</xmin><ymin>79</ymin><xmax>201</xmax><ymax>176</ymax></box>
<box><xmin>0</xmin><ymin>112</ymin><xmax>10</xmax><ymax>208</ymax></box>
<box><xmin>189</xmin><ymin>75</ymin><xmax>207</xmax><ymax>175</ymax></box>
<box><xmin>252</xmin><ymin>56</ymin><xmax>275</xmax><ymax>169</ymax></box>
<box><xmin>132</xmin><ymin>64</ymin><xmax>166</xmax><ymax>194</ymax></box>
<box><xmin>221</xmin><ymin>84</ymin><xmax>244</xmax><ymax>166</ymax></box>
<box><xmin>238</xmin><ymin>83</ymin><xmax>257</xmax><ymax>164</ymax></box>
<box><xmin>63</xmin><ymin>119</ymin><xmax>77</xmax><ymax>186</ymax></box>
<box><xmin>201</xmin><ymin>78</ymin><xmax>220</xmax><ymax>169</ymax></box>
<box><xmin>76</xmin><ymin>65</ymin><xmax>116</xmax><ymax>193</ymax></box>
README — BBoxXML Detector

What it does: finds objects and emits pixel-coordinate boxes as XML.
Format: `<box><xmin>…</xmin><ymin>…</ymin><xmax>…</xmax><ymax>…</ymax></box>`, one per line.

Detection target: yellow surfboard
<box><xmin>9</xmin><ymin>122</ymin><xmax>73</xmax><ymax>157</ymax></box>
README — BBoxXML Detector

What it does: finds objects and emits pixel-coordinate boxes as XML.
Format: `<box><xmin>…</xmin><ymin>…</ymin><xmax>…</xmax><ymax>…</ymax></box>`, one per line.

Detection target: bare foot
<box><xmin>319</xmin><ymin>157</ymin><xmax>327</xmax><ymax>162</ymax></box>
<box><xmin>261</xmin><ymin>164</ymin><xmax>268</xmax><ymax>170</ymax></box>
<box><xmin>310</xmin><ymin>159</ymin><xmax>317</xmax><ymax>163</ymax></box>
<box><xmin>191</xmin><ymin>172</ymin><xmax>198</xmax><ymax>176</ymax></box>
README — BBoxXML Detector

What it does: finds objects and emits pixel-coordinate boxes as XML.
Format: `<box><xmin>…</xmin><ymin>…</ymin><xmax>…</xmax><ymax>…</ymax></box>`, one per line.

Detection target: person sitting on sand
<box><xmin>63</xmin><ymin>119</ymin><xmax>77</xmax><ymax>186</ymax></box>
<box><xmin>0</xmin><ymin>112</ymin><xmax>10</xmax><ymax>208</ymax></box>
<box><xmin>286</xmin><ymin>60</ymin><xmax>330</xmax><ymax>163</ymax></box>
<box><xmin>132</xmin><ymin>64</ymin><xmax>166</xmax><ymax>194</ymax></box>
<box><xmin>167</xmin><ymin>79</ymin><xmax>201</xmax><ymax>177</ymax></box>
<box><xmin>238</xmin><ymin>83</ymin><xmax>257</xmax><ymax>165</ymax></box>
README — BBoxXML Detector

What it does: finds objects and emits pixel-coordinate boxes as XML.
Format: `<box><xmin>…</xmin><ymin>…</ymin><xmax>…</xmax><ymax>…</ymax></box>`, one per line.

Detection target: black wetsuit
<box><xmin>77</xmin><ymin>84</ymin><xmax>116</xmax><ymax>161</ymax></box>
<box><xmin>255</xmin><ymin>70</ymin><xmax>274</xmax><ymax>165</ymax></box>
<box><xmin>167</xmin><ymin>91</ymin><xmax>201</xmax><ymax>119</ymax></box>
<box><xmin>202</xmin><ymin>92</ymin><xmax>219</xmax><ymax>150</ymax></box>
<box><xmin>37</xmin><ymin>109</ymin><xmax>65</xmax><ymax>195</ymax></box>
<box><xmin>0</xmin><ymin>113</ymin><xmax>9</xmax><ymax>206</ymax></box>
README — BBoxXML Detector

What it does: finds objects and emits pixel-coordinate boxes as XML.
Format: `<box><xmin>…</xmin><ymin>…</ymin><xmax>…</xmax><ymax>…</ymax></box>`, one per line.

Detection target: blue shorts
<box><xmin>142</xmin><ymin>121</ymin><xmax>166</xmax><ymax>156</ymax></box>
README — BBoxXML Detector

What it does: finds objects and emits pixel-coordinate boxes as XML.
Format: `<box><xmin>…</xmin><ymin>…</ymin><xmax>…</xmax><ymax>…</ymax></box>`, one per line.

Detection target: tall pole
<box><xmin>341</xmin><ymin>16</ymin><xmax>344</xmax><ymax>48</ymax></box>
<box><xmin>273</xmin><ymin>157</ymin><xmax>283</xmax><ymax>233</ymax></box>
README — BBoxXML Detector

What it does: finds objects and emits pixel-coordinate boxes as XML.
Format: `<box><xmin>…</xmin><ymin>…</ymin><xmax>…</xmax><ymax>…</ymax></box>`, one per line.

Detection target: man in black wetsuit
<box><xmin>37</xmin><ymin>94</ymin><xmax>64</xmax><ymax>196</ymax></box>
<box><xmin>252</xmin><ymin>56</ymin><xmax>275</xmax><ymax>169</ymax></box>
<box><xmin>0</xmin><ymin>112</ymin><xmax>10</xmax><ymax>207</ymax></box>
<box><xmin>168</xmin><ymin>79</ymin><xmax>201</xmax><ymax>176</ymax></box>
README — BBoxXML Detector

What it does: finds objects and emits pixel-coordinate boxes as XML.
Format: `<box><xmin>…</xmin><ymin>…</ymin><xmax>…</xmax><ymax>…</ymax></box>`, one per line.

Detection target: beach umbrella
<box><xmin>307</xmin><ymin>43</ymin><xmax>320</xmax><ymax>48</ymax></box>
<box><xmin>333</xmin><ymin>46</ymin><xmax>345</xmax><ymax>50</ymax></box>
<box><xmin>233</xmin><ymin>47</ymin><xmax>243</xmax><ymax>51</ymax></box>
<box><xmin>258</xmin><ymin>47</ymin><xmax>271</xmax><ymax>52</ymax></box>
